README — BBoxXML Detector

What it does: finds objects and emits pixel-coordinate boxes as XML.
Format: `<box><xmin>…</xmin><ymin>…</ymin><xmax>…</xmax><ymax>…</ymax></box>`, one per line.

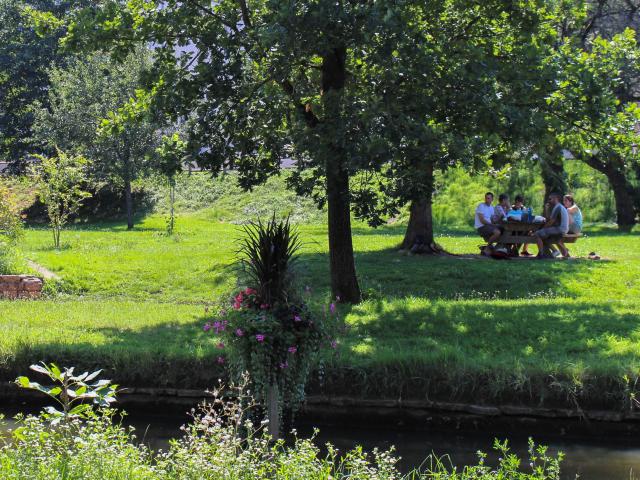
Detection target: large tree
<box><xmin>58</xmin><ymin>0</ymin><xmax>392</xmax><ymax>302</ymax></box>
<box><xmin>549</xmin><ymin>29</ymin><xmax>640</xmax><ymax>230</ymax></box>
<box><xmin>0</xmin><ymin>0</ymin><xmax>87</xmax><ymax>167</ymax></box>
<box><xmin>32</xmin><ymin>50</ymin><xmax>160</xmax><ymax>229</ymax></box>
<box><xmin>366</xmin><ymin>1</ymin><xmax>557</xmax><ymax>250</ymax></box>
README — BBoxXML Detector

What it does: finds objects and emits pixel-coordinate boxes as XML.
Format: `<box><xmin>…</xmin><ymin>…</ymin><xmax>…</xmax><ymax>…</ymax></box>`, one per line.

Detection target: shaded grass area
<box><xmin>3</xmin><ymin>215</ymin><xmax>639</xmax><ymax>409</ymax></box>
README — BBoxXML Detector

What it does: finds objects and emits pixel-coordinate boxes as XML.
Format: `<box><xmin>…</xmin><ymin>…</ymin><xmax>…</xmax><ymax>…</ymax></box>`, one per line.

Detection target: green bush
<box><xmin>144</xmin><ymin>172</ymin><xmax>326</xmax><ymax>224</ymax></box>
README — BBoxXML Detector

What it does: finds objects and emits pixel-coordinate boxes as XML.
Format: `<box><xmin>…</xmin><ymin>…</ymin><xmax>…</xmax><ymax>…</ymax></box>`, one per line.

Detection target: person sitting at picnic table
<box><xmin>475</xmin><ymin>192</ymin><xmax>502</xmax><ymax>247</ymax></box>
<box><xmin>563</xmin><ymin>194</ymin><xmax>583</xmax><ymax>234</ymax></box>
<box><xmin>510</xmin><ymin>194</ymin><xmax>533</xmax><ymax>256</ymax></box>
<box><xmin>492</xmin><ymin>194</ymin><xmax>510</xmax><ymax>223</ymax></box>
<box><xmin>510</xmin><ymin>195</ymin><xmax>525</xmax><ymax>216</ymax></box>
<box><xmin>534</xmin><ymin>192</ymin><xmax>569</xmax><ymax>258</ymax></box>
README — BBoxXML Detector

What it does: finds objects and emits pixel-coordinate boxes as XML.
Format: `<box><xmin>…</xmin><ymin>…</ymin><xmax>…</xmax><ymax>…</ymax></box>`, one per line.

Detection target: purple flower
<box><xmin>330</xmin><ymin>340</ymin><xmax>338</xmax><ymax>349</ymax></box>
<box><xmin>203</xmin><ymin>323</ymin><xmax>212</xmax><ymax>332</ymax></box>
<box><xmin>256</xmin><ymin>334</ymin><xmax>265</xmax><ymax>342</ymax></box>
<box><xmin>279</xmin><ymin>361</ymin><xmax>289</xmax><ymax>369</ymax></box>
<box><xmin>288</xmin><ymin>346</ymin><xmax>298</xmax><ymax>354</ymax></box>
<box><xmin>235</xmin><ymin>328</ymin><xmax>244</xmax><ymax>337</ymax></box>
<box><xmin>217</xmin><ymin>356</ymin><xmax>225</xmax><ymax>364</ymax></box>
<box><xmin>329</xmin><ymin>303</ymin><xmax>336</xmax><ymax>314</ymax></box>
<box><xmin>216</xmin><ymin>342</ymin><xmax>225</xmax><ymax>349</ymax></box>
<box><xmin>213</xmin><ymin>320</ymin><xmax>227</xmax><ymax>334</ymax></box>
<box><xmin>293</xmin><ymin>315</ymin><xmax>302</xmax><ymax>322</ymax></box>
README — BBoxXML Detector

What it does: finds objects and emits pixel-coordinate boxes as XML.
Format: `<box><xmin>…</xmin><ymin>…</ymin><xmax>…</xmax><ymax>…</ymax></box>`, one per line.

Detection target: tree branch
<box><xmin>280</xmin><ymin>80</ymin><xmax>319</xmax><ymax>127</ymax></box>
<box><xmin>238</xmin><ymin>0</ymin><xmax>252</xmax><ymax>28</ymax></box>
<box><xmin>183</xmin><ymin>0</ymin><xmax>239</xmax><ymax>33</ymax></box>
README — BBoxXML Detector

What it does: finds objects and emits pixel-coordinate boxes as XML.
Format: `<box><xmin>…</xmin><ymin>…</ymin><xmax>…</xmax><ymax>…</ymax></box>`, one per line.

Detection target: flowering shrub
<box><xmin>204</xmin><ymin>217</ymin><xmax>337</xmax><ymax>437</ymax></box>
<box><xmin>206</xmin><ymin>286</ymin><xmax>330</xmax><ymax>411</ymax></box>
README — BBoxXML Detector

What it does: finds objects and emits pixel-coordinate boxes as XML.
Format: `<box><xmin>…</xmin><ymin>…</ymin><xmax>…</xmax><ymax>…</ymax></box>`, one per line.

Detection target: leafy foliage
<box><xmin>0</xmin><ymin>182</ymin><xmax>23</xmax><ymax>243</ymax></box>
<box><xmin>205</xmin><ymin>217</ymin><xmax>329</xmax><ymax>427</ymax></box>
<box><xmin>0</xmin><ymin>0</ymin><xmax>87</xmax><ymax>166</ymax></box>
<box><xmin>30</xmin><ymin>148</ymin><xmax>92</xmax><ymax>248</ymax></box>
<box><xmin>32</xmin><ymin>49</ymin><xmax>161</xmax><ymax>229</ymax></box>
<box><xmin>2</xmin><ymin>373</ymin><xmax>564</xmax><ymax>479</ymax></box>
<box><xmin>238</xmin><ymin>216</ymin><xmax>301</xmax><ymax>306</ymax></box>
<box><xmin>15</xmin><ymin>362</ymin><xmax>117</xmax><ymax>424</ymax></box>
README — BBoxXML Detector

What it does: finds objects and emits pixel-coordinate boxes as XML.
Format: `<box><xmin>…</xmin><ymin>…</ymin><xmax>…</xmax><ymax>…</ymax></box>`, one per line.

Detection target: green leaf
<box><xmin>15</xmin><ymin>376</ymin><xmax>30</xmax><ymax>388</ymax></box>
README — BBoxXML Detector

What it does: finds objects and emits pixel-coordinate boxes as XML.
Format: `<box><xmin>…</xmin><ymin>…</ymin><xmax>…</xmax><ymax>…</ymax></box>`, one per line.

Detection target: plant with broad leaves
<box><xmin>15</xmin><ymin>363</ymin><xmax>118</xmax><ymax>424</ymax></box>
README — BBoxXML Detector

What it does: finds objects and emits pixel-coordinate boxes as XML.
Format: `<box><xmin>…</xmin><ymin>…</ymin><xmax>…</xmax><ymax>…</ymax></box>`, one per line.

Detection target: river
<box><xmin>2</xmin><ymin>407</ymin><xmax>640</xmax><ymax>479</ymax></box>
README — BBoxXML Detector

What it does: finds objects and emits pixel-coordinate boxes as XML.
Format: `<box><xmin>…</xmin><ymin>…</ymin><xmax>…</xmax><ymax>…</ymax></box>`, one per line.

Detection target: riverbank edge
<box><xmin>3</xmin><ymin>383</ymin><xmax>640</xmax><ymax>429</ymax></box>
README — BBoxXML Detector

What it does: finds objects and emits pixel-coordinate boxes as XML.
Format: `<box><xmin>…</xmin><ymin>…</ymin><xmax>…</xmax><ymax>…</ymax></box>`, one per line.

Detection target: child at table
<box><xmin>511</xmin><ymin>195</ymin><xmax>532</xmax><ymax>256</ymax></box>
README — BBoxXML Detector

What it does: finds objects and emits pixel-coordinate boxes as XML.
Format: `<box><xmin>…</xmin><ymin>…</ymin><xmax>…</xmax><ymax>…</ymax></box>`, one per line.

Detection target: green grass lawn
<box><xmin>2</xmin><ymin>211</ymin><xmax>639</xmax><ymax>409</ymax></box>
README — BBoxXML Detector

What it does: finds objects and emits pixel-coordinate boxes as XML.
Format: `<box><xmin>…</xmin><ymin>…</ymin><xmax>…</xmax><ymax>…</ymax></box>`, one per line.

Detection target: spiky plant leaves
<box><xmin>238</xmin><ymin>215</ymin><xmax>301</xmax><ymax>307</ymax></box>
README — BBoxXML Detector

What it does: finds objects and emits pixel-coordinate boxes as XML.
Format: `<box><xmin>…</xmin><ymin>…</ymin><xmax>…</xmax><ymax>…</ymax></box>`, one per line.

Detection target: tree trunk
<box><xmin>582</xmin><ymin>155</ymin><xmax>637</xmax><ymax>231</ymax></box>
<box><xmin>540</xmin><ymin>147</ymin><xmax>567</xmax><ymax>213</ymax></box>
<box><xmin>124</xmin><ymin>176</ymin><xmax>134</xmax><ymax>230</ymax></box>
<box><xmin>611</xmin><ymin>177</ymin><xmax>636</xmax><ymax>231</ymax></box>
<box><xmin>321</xmin><ymin>47</ymin><xmax>360</xmax><ymax>303</ymax></box>
<box><xmin>401</xmin><ymin>197</ymin><xmax>435</xmax><ymax>251</ymax></box>
<box><xmin>326</xmin><ymin>155</ymin><xmax>361</xmax><ymax>303</ymax></box>
<box><xmin>401</xmin><ymin>161</ymin><xmax>436</xmax><ymax>252</ymax></box>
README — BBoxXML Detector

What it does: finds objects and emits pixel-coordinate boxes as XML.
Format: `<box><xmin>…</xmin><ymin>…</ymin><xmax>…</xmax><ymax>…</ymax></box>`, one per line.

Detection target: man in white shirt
<box><xmin>475</xmin><ymin>192</ymin><xmax>502</xmax><ymax>246</ymax></box>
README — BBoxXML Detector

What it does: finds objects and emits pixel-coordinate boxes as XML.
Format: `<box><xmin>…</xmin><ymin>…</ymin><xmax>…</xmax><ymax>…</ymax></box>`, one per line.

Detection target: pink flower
<box><xmin>288</xmin><ymin>346</ymin><xmax>297</xmax><ymax>354</ymax></box>
<box><xmin>260</xmin><ymin>303</ymin><xmax>270</xmax><ymax>310</ymax></box>
<box><xmin>203</xmin><ymin>323</ymin><xmax>212</xmax><ymax>332</ymax></box>
<box><xmin>235</xmin><ymin>328</ymin><xmax>244</xmax><ymax>337</ymax></box>
<box><xmin>233</xmin><ymin>300</ymin><xmax>242</xmax><ymax>310</ymax></box>
<box><xmin>330</xmin><ymin>340</ymin><xmax>338</xmax><ymax>349</ymax></box>
<box><xmin>217</xmin><ymin>356</ymin><xmax>225</xmax><ymax>364</ymax></box>
<box><xmin>217</xmin><ymin>342</ymin><xmax>225</xmax><ymax>349</ymax></box>
<box><xmin>329</xmin><ymin>303</ymin><xmax>336</xmax><ymax>314</ymax></box>
<box><xmin>293</xmin><ymin>315</ymin><xmax>302</xmax><ymax>322</ymax></box>
<box><xmin>279</xmin><ymin>361</ymin><xmax>288</xmax><ymax>369</ymax></box>
<box><xmin>245</xmin><ymin>288</ymin><xmax>256</xmax><ymax>295</ymax></box>
<box><xmin>256</xmin><ymin>334</ymin><xmax>265</xmax><ymax>342</ymax></box>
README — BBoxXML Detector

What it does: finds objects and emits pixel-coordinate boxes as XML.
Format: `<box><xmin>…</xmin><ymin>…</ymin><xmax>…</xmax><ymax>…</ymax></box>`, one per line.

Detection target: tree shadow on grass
<box><xmin>4</xmin><ymin>297</ymin><xmax>639</xmax><ymax>412</ymax></box>
<box><xmin>317</xmin><ymin>297</ymin><xmax>640</xmax><ymax>409</ymax></box>
<box><xmin>296</xmin><ymin>249</ymin><xmax>612</xmax><ymax>301</ymax></box>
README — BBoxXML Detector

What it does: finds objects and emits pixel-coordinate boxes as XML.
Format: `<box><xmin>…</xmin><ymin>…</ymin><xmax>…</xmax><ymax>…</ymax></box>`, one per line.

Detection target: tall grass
<box><xmin>0</xmin><ymin>397</ymin><xmax>563</xmax><ymax>480</ymax></box>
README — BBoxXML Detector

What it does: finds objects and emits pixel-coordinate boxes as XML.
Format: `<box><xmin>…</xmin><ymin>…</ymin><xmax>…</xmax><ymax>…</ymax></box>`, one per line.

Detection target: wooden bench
<box><xmin>494</xmin><ymin>221</ymin><xmax>582</xmax><ymax>245</ymax></box>
<box><xmin>480</xmin><ymin>223</ymin><xmax>582</xmax><ymax>257</ymax></box>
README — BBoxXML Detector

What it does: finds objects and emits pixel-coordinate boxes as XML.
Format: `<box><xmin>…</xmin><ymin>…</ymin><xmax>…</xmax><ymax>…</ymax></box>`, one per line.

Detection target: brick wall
<box><xmin>0</xmin><ymin>275</ymin><xmax>43</xmax><ymax>299</ymax></box>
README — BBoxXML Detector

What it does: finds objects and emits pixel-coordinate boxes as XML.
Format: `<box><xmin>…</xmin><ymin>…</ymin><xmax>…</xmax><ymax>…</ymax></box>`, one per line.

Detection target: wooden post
<box><xmin>267</xmin><ymin>383</ymin><xmax>279</xmax><ymax>439</ymax></box>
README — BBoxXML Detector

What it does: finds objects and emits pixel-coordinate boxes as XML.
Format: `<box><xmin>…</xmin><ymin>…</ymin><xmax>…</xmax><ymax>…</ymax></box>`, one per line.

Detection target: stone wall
<box><xmin>0</xmin><ymin>275</ymin><xmax>43</xmax><ymax>299</ymax></box>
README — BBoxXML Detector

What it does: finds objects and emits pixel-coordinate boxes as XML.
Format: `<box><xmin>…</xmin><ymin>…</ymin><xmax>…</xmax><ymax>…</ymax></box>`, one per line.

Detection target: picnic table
<box><xmin>496</xmin><ymin>219</ymin><xmax>581</xmax><ymax>246</ymax></box>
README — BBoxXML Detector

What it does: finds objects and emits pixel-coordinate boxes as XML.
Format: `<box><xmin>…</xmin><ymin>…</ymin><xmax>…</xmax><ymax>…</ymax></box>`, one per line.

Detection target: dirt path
<box><xmin>27</xmin><ymin>260</ymin><xmax>61</xmax><ymax>280</ymax></box>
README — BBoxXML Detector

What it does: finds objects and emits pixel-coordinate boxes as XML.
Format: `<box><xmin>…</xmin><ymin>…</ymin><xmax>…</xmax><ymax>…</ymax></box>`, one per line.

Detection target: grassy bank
<box><xmin>1</xmin><ymin>209</ymin><xmax>638</xmax><ymax>410</ymax></box>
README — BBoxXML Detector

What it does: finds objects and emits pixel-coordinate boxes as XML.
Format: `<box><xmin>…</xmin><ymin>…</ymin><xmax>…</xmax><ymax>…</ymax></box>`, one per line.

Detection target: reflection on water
<box><xmin>297</xmin><ymin>424</ymin><xmax>640</xmax><ymax>480</ymax></box>
<box><xmin>3</xmin><ymin>408</ymin><xmax>640</xmax><ymax>479</ymax></box>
